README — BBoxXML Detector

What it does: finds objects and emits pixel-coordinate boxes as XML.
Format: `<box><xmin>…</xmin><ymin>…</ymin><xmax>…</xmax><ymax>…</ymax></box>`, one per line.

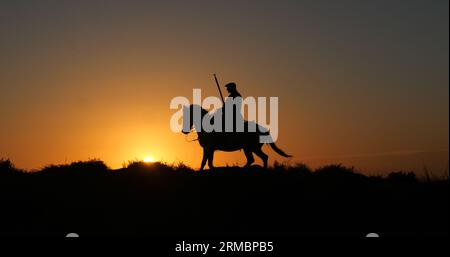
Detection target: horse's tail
<box><xmin>269</xmin><ymin>143</ymin><xmax>292</xmax><ymax>158</ymax></box>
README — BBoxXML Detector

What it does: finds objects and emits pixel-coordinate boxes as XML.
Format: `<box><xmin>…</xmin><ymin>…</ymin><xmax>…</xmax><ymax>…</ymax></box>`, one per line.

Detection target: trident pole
<box><xmin>213</xmin><ymin>74</ymin><xmax>225</xmax><ymax>106</ymax></box>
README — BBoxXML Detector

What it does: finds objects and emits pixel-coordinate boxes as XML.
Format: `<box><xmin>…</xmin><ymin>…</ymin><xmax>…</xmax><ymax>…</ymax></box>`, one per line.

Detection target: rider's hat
<box><xmin>225</xmin><ymin>82</ymin><xmax>237</xmax><ymax>90</ymax></box>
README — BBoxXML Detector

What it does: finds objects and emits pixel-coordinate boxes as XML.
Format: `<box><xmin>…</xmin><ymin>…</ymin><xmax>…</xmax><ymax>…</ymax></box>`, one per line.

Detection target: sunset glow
<box><xmin>0</xmin><ymin>1</ymin><xmax>447</xmax><ymax>176</ymax></box>
<box><xmin>144</xmin><ymin>156</ymin><xmax>156</xmax><ymax>163</ymax></box>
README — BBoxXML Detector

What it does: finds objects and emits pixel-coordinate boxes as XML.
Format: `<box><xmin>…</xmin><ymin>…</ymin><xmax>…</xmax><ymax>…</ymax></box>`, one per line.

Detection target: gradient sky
<box><xmin>0</xmin><ymin>0</ymin><xmax>448</xmax><ymax>176</ymax></box>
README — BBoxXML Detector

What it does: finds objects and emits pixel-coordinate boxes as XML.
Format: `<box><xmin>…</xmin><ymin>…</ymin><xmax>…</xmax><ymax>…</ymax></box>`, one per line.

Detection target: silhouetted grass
<box><xmin>0</xmin><ymin>158</ymin><xmax>24</xmax><ymax>174</ymax></box>
<box><xmin>0</xmin><ymin>159</ymin><xmax>448</xmax><ymax>236</ymax></box>
<box><xmin>40</xmin><ymin>159</ymin><xmax>109</xmax><ymax>175</ymax></box>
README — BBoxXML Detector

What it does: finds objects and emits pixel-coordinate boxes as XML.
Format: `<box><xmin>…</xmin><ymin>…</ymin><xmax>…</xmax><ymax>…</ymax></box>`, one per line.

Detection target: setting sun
<box><xmin>143</xmin><ymin>156</ymin><xmax>156</xmax><ymax>163</ymax></box>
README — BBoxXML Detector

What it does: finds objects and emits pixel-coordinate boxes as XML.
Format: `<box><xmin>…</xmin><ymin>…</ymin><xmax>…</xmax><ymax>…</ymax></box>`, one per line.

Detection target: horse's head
<box><xmin>181</xmin><ymin>104</ymin><xmax>207</xmax><ymax>134</ymax></box>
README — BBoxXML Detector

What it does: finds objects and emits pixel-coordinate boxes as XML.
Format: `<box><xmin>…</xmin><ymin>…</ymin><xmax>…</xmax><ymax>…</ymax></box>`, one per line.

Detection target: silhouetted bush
<box><xmin>171</xmin><ymin>162</ymin><xmax>195</xmax><ymax>173</ymax></box>
<box><xmin>125</xmin><ymin>160</ymin><xmax>173</xmax><ymax>171</ymax></box>
<box><xmin>387</xmin><ymin>171</ymin><xmax>417</xmax><ymax>183</ymax></box>
<box><xmin>125</xmin><ymin>160</ymin><xmax>150</xmax><ymax>170</ymax></box>
<box><xmin>289</xmin><ymin>162</ymin><xmax>312</xmax><ymax>174</ymax></box>
<box><xmin>0</xmin><ymin>158</ymin><xmax>23</xmax><ymax>175</ymax></box>
<box><xmin>0</xmin><ymin>158</ymin><xmax>14</xmax><ymax>171</ymax></box>
<box><xmin>314</xmin><ymin>164</ymin><xmax>358</xmax><ymax>178</ymax></box>
<box><xmin>40</xmin><ymin>159</ymin><xmax>108</xmax><ymax>175</ymax></box>
<box><xmin>315</xmin><ymin>164</ymin><xmax>355</xmax><ymax>174</ymax></box>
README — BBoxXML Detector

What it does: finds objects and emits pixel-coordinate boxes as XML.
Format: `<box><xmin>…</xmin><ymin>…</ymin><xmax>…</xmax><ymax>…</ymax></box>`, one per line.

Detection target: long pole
<box><xmin>213</xmin><ymin>74</ymin><xmax>225</xmax><ymax>106</ymax></box>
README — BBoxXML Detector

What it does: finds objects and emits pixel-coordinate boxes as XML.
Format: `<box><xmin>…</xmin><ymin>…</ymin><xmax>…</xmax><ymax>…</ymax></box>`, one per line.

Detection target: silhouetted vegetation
<box><xmin>0</xmin><ymin>159</ymin><xmax>448</xmax><ymax>236</ymax></box>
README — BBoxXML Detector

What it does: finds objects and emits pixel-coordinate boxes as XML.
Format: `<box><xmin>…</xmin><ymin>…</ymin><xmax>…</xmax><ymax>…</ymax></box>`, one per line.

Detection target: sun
<box><xmin>143</xmin><ymin>156</ymin><xmax>156</xmax><ymax>163</ymax></box>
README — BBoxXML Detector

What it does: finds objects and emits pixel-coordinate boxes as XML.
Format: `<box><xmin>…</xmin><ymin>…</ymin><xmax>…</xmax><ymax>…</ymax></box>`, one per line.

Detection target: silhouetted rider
<box><xmin>223</xmin><ymin>82</ymin><xmax>244</xmax><ymax>132</ymax></box>
<box><xmin>225</xmin><ymin>82</ymin><xmax>241</xmax><ymax>99</ymax></box>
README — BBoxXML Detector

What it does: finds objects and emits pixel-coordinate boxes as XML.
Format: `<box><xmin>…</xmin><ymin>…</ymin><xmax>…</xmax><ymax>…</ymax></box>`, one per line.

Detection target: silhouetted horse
<box><xmin>182</xmin><ymin>104</ymin><xmax>291</xmax><ymax>171</ymax></box>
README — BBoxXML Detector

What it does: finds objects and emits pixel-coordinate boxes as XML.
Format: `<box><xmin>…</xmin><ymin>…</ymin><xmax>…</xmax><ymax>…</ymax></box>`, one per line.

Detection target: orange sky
<box><xmin>0</xmin><ymin>1</ymin><xmax>448</xmax><ymax>176</ymax></box>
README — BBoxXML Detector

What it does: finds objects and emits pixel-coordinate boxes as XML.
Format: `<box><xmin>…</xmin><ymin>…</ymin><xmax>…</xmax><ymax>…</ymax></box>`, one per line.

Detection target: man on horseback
<box><xmin>180</xmin><ymin>78</ymin><xmax>291</xmax><ymax>171</ymax></box>
<box><xmin>223</xmin><ymin>82</ymin><xmax>244</xmax><ymax>133</ymax></box>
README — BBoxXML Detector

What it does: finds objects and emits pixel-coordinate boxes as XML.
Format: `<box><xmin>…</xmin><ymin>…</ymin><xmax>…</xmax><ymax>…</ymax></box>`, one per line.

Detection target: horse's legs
<box><xmin>207</xmin><ymin>149</ymin><xmax>215</xmax><ymax>169</ymax></box>
<box><xmin>253</xmin><ymin>146</ymin><xmax>268</xmax><ymax>168</ymax></box>
<box><xmin>200</xmin><ymin>149</ymin><xmax>208</xmax><ymax>171</ymax></box>
<box><xmin>244</xmin><ymin>148</ymin><xmax>255</xmax><ymax>167</ymax></box>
